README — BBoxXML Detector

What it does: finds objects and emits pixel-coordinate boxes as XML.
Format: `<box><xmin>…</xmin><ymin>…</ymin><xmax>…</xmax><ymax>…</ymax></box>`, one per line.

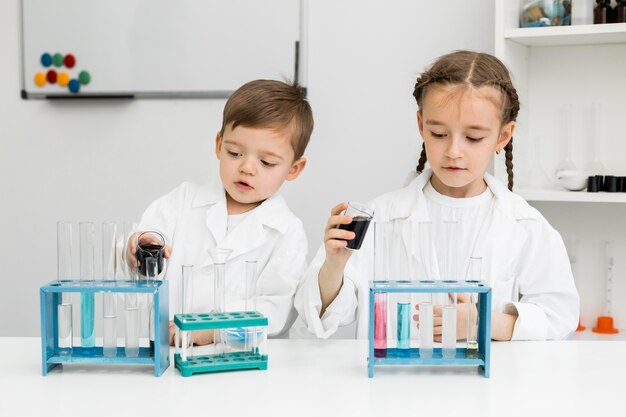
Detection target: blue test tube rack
<box><xmin>173</xmin><ymin>311</ymin><xmax>268</xmax><ymax>377</ymax></box>
<box><xmin>368</xmin><ymin>279</ymin><xmax>491</xmax><ymax>378</ymax></box>
<box><xmin>40</xmin><ymin>279</ymin><xmax>169</xmax><ymax>376</ymax></box>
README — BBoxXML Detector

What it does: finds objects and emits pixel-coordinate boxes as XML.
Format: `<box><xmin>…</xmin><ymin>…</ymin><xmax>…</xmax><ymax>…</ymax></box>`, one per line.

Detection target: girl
<box><xmin>295</xmin><ymin>51</ymin><xmax>579</xmax><ymax>341</ymax></box>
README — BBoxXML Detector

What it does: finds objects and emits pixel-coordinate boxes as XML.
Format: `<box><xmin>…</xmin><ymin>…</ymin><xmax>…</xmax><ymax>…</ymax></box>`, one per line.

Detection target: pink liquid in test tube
<box><xmin>374</xmin><ymin>293</ymin><xmax>387</xmax><ymax>358</ymax></box>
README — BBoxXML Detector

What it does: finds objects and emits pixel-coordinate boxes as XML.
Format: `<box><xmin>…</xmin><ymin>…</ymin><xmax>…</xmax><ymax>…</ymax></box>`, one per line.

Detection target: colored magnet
<box><xmin>46</xmin><ymin>69</ymin><xmax>57</xmax><ymax>84</ymax></box>
<box><xmin>68</xmin><ymin>79</ymin><xmax>80</xmax><ymax>93</ymax></box>
<box><xmin>57</xmin><ymin>71</ymin><xmax>70</xmax><ymax>87</ymax></box>
<box><xmin>78</xmin><ymin>70</ymin><xmax>91</xmax><ymax>85</ymax></box>
<box><xmin>52</xmin><ymin>53</ymin><xmax>64</xmax><ymax>67</ymax></box>
<box><xmin>64</xmin><ymin>54</ymin><xmax>76</xmax><ymax>68</ymax></box>
<box><xmin>34</xmin><ymin>72</ymin><xmax>46</xmax><ymax>87</ymax></box>
<box><xmin>40</xmin><ymin>53</ymin><xmax>52</xmax><ymax>67</ymax></box>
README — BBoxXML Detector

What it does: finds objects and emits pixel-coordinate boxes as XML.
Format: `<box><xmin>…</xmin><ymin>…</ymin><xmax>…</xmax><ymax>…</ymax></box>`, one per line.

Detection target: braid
<box><xmin>416</xmin><ymin>142</ymin><xmax>428</xmax><ymax>174</ymax></box>
<box><xmin>504</xmin><ymin>138</ymin><xmax>514</xmax><ymax>191</ymax></box>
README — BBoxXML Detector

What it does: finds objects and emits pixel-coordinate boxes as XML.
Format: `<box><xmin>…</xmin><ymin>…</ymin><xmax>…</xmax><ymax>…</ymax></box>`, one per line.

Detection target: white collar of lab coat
<box><xmin>390</xmin><ymin>168</ymin><xmax>539</xmax><ymax>222</ymax></box>
<box><xmin>191</xmin><ymin>180</ymin><xmax>290</xmax><ymax>234</ymax></box>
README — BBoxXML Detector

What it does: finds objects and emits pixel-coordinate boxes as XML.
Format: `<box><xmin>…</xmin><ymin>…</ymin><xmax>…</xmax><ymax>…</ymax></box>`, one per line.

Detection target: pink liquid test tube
<box><xmin>374</xmin><ymin>293</ymin><xmax>387</xmax><ymax>358</ymax></box>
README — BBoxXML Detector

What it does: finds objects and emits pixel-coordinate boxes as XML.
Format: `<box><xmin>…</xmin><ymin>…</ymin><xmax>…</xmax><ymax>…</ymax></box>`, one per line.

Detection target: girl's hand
<box><xmin>413</xmin><ymin>293</ymin><xmax>477</xmax><ymax>342</ymax></box>
<box><xmin>322</xmin><ymin>202</ymin><xmax>354</xmax><ymax>271</ymax></box>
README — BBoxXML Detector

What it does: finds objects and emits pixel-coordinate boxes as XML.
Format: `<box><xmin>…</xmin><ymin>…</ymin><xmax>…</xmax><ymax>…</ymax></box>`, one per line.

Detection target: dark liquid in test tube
<box><xmin>339</xmin><ymin>216</ymin><xmax>371</xmax><ymax>250</ymax></box>
<box><xmin>136</xmin><ymin>244</ymin><xmax>164</xmax><ymax>276</ymax></box>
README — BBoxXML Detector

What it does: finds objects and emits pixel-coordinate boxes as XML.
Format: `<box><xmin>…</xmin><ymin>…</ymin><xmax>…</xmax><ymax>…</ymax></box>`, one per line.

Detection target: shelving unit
<box><xmin>495</xmin><ymin>0</ymin><xmax>626</xmax><ymax>335</ymax></box>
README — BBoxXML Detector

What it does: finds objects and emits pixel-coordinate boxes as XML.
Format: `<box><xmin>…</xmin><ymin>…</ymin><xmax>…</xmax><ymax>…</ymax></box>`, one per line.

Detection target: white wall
<box><xmin>0</xmin><ymin>0</ymin><xmax>494</xmax><ymax>336</ymax></box>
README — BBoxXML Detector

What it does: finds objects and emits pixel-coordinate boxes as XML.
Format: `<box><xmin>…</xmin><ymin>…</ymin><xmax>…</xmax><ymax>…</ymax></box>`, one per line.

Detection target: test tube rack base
<box><xmin>40</xmin><ymin>280</ymin><xmax>170</xmax><ymax>376</ymax></box>
<box><xmin>173</xmin><ymin>311</ymin><xmax>268</xmax><ymax>377</ymax></box>
<box><xmin>368</xmin><ymin>280</ymin><xmax>492</xmax><ymax>378</ymax></box>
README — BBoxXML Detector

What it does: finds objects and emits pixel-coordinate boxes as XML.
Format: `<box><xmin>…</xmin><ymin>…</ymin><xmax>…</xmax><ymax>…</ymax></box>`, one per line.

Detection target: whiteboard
<box><xmin>20</xmin><ymin>0</ymin><xmax>303</xmax><ymax>99</ymax></box>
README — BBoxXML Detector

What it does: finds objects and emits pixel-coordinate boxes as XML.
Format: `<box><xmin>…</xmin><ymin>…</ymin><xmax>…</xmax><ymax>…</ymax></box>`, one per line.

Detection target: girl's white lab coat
<box><xmin>295</xmin><ymin>169</ymin><xmax>579</xmax><ymax>341</ymax></box>
<box><xmin>138</xmin><ymin>181</ymin><xmax>308</xmax><ymax>336</ymax></box>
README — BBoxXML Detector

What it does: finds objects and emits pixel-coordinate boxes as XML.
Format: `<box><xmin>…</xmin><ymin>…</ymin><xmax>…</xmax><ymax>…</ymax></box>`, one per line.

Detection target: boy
<box><xmin>128</xmin><ymin>80</ymin><xmax>313</xmax><ymax>345</ymax></box>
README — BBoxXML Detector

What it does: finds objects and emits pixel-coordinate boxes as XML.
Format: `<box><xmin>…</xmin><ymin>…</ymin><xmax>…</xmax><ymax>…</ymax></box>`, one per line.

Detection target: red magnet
<box><xmin>46</xmin><ymin>69</ymin><xmax>58</xmax><ymax>84</ymax></box>
<box><xmin>64</xmin><ymin>54</ymin><xmax>76</xmax><ymax>68</ymax></box>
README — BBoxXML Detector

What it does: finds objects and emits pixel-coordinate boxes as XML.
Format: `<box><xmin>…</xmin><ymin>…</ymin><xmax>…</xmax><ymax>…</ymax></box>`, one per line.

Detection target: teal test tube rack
<box><xmin>368</xmin><ymin>280</ymin><xmax>491</xmax><ymax>378</ymax></box>
<box><xmin>173</xmin><ymin>311</ymin><xmax>268</xmax><ymax>377</ymax></box>
<box><xmin>40</xmin><ymin>279</ymin><xmax>169</xmax><ymax>376</ymax></box>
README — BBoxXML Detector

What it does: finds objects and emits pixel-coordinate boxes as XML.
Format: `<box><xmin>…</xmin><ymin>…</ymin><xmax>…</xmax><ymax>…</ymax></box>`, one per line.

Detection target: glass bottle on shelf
<box><xmin>613</xmin><ymin>0</ymin><xmax>626</xmax><ymax>23</ymax></box>
<box><xmin>594</xmin><ymin>0</ymin><xmax>615</xmax><ymax>24</ymax></box>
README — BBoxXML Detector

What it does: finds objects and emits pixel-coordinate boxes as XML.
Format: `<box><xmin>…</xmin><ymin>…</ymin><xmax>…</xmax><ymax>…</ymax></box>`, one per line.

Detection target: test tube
<box><xmin>442</xmin><ymin>220</ymin><xmax>458</xmax><ymax>358</ymax></box>
<box><xmin>208</xmin><ymin>248</ymin><xmax>233</xmax><ymax>354</ymax></box>
<box><xmin>123</xmin><ymin>223</ymin><xmax>140</xmax><ymax>357</ymax></box>
<box><xmin>465</xmin><ymin>257</ymin><xmax>481</xmax><ymax>357</ymax></box>
<box><xmin>374</xmin><ymin>292</ymin><xmax>387</xmax><ymax>358</ymax></box>
<box><xmin>102</xmin><ymin>222</ymin><xmax>118</xmax><ymax>357</ymax></box>
<box><xmin>180</xmin><ymin>265</ymin><xmax>194</xmax><ymax>360</ymax></box>
<box><xmin>245</xmin><ymin>260</ymin><xmax>258</xmax><ymax>352</ymax></box>
<box><xmin>79</xmin><ymin>222</ymin><xmax>95</xmax><ymax>351</ymax></box>
<box><xmin>396</xmin><ymin>293</ymin><xmax>410</xmax><ymax>356</ymax></box>
<box><xmin>146</xmin><ymin>257</ymin><xmax>158</xmax><ymax>353</ymax></box>
<box><xmin>418</xmin><ymin>300</ymin><xmax>433</xmax><ymax>358</ymax></box>
<box><xmin>57</xmin><ymin>222</ymin><xmax>73</xmax><ymax>355</ymax></box>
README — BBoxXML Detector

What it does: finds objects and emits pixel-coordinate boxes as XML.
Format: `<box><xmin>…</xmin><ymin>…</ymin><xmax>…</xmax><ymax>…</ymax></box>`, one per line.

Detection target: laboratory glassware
<box><xmin>593</xmin><ymin>241</ymin><xmax>619</xmax><ymax>334</ymax></box>
<box><xmin>208</xmin><ymin>248</ymin><xmax>233</xmax><ymax>354</ymax></box>
<box><xmin>146</xmin><ymin>257</ymin><xmax>159</xmax><ymax>353</ymax></box>
<box><xmin>442</xmin><ymin>220</ymin><xmax>459</xmax><ymax>358</ymax></box>
<box><xmin>465</xmin><ymin>257</ymin><xmax>482</xmax><ymax>356</ymax></box>
<box><xmin>587</xmin><ymin>102</ymin><xmax>607</xmax><ymax>175</ymax></box>
<box><xmin>136</xmin><ymin>231</ymin><xmax>166</xmax><ymax>277</ymax></box>
<box><xmin>124</xmin><ymin>222</ymin><xmax>140</xmax><ymax>357</ymax></box>
<box><xmin>79</xmin><ymin>222</ymin><xmax>95</xmax><ymax>352</ymax></box>
<box><xmin>374</xmin><ymin>292</ymin><xmax>387</xmax><ymax>358</ymax></box>
<box><xmin>56</xmin><ymin>221</ymin><xmax>73</xmax><ymax>356</ymax></box>
<box><xmin>338</xmin><ymin>201</ymin><xmax>374</xmax><ymax>250</ymax></box>
<box><xmin>418</xmin><ymin>300</ymin><xmax>433</xmax><ymax>358</ymax></box>
<box><xmin>245</xmin><ymin>260</ymin><xmax>258</xmax><ymax>352</ymax></box>
<box><xmin>102</xmin><ymin>222</ymin><xmax>118</xmax><ymax>357</ymax></box>
<box><xmin>179</xmin><ymin>264</ymin><xmax>194</xmax><ymax>360</ymax></box>
<box><xmin>396</xmin><ymin>292</ymin><xmax>411</xmax><ymax>356</ymax></box>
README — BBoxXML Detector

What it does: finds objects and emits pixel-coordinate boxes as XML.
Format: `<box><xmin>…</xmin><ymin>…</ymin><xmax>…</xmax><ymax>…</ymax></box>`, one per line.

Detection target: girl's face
<box><xmin>417</xmin><ymin>84</ymin><xmax>515</xmax><ymax>198</ymax></box>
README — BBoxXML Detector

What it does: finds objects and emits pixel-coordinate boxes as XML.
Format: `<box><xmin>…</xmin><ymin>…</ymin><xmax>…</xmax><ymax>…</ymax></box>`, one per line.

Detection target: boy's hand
<box><xmin>125</xmin><ymin>231</ymin><xmax>173</xmax><ymax>272</ymax></box>
<box><xmin>323</xmin><ymin>202</ymin><xmax>355</xmax><ymax>270</ymax></box>
<box><xmin>169</xmin><ymin>321</ymin><xmax>214</xmax><ymax>346</ymax></box>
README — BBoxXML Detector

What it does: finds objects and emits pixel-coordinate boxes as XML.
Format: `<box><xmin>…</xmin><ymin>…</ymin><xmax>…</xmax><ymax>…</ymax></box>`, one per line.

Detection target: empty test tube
<box><xmin>466</xmin><ymin>257</ymin><xmax>482</xmax><ymax>356</ymax></box>
<box><xmin>57</xmin><ymin>222</ymin><xmax>73</xmax><ymax>356</ymax></box>
<box><xmin>442</xmin><ymin>294</ymin><xmax>457</xmax><ymax>359</ymax></box>
<box><xmin>124</xmin><ymin>294</ymin><xmax>140</xmax><ymax>357</ymax></box>
<box><xmin>418</xmin><ymin>301</ymin><xmax>433</xmax><ymax>358</ymax></box>
<box><xmin>374</xmin><ymin>292</ymin><xmax>387</xmax><ymax>358</ymax></box>
<box><xmin>102</xmin><ymin>222</ymin><xmax>118</xmax><ymax>357</ymax></box>
<box><xmin>180</xmin><ymin>264</ymin><xmax>194</xmax><ymax>359</ymax></box>
<box><xmin>245</xmin><ymin>260</ymin><xmax>259</xmax><ymax>352</ymax></box>
<box><xmin>208</xmin><ymin>249</ymin><xmax>233</xmax><ymax>355</ymax></box>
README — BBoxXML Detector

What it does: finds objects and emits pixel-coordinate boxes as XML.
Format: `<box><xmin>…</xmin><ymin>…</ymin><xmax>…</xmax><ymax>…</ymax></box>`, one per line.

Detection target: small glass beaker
<box><xmin>520</xmin><ymin>0</ymin><xmax>571</xmax><ymax>28</ymax></box>
<box><xmin>135</xmin><ymin>231</ymin><xmax>166</xmax><ymax>278</ymax></box>
<box><xmin>338</xmin><ymin>202</ymin><xmax>374</xmax><ymax>250</ymax></box>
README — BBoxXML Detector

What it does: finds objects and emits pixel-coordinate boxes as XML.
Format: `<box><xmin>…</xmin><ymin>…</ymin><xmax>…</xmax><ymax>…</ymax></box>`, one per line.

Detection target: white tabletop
<box><xmin>0</xmin><ymin>338</ymin><xmax>622</xmax><ymax>416</ymax></box>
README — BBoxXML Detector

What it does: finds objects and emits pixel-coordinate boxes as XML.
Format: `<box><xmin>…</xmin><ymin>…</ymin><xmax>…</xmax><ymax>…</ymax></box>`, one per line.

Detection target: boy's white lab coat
<box><xmin>295</xmin><ymin>169</ymin><xmax>579</xmax><ymax>341</ymax></box>
<box><xmin>138</xmin><ymin>181</ymin><xmax>307</xmax><ymax>336</ymax></box>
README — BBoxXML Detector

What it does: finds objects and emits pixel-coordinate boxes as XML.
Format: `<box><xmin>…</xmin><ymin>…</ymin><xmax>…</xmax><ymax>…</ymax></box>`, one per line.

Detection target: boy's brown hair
<box><xmin>220</xmin><ymin>80</ymin><xmax>314</xmax><ymax>160</ymax></box>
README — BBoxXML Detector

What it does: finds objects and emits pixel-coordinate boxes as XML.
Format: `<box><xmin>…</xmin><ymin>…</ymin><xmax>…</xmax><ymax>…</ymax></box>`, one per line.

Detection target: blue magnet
<box><xmin>68</xmin><ymin>79</ymin><xmax>80</xmax><ymax>93</ymax></box>
<box><xmin>40</xmin><ymin>53</ymin><xmax>52</xmax><ymax>67</ymax></box>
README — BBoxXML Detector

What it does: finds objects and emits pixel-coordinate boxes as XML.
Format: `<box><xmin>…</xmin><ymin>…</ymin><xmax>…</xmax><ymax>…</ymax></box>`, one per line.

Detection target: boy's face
<box><xmin>215</xmin><ymin>124</ymin><xmax>306</xmax><ymax>214</ymax></box>
<box><xmin>417</xmin><ymin>84</ymin><xmax>514</xmax><ymax>198</ymax></box>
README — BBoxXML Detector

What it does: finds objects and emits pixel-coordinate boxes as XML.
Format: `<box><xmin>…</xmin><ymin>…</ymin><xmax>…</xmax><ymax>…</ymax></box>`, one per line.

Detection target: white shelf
<box><xmin>505</xmin><ymin>23</ymin><xmax>626</xmax><ymax>46</ymax></box>
<box><xmin>517</xmin><ymin>188</ymin><xmax>626</xmax><ymax>203</ymax></box>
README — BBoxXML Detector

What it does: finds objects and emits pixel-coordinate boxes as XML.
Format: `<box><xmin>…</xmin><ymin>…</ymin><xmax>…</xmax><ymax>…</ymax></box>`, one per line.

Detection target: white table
<box><xmin>0</xmin><ymin>338</ymin><xmax>622</xmax><ymax>416</ymax></box>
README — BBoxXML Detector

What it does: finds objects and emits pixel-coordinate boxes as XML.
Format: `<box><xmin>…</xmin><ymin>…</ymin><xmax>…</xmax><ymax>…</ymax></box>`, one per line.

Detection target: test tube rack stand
<box><xmin>368</xmin><ymin>280</ymin><xmax>492</xmax><ymax>378</ymax></box>
<box><xmin>40</xmin><ymin>279</ymin><xmax>170</xmax><ymax>376</ymax></box>
<box><xmin>173</xmin><ymin>311</ymin><xmax>268</xmax><ymax>377</ymax></box>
